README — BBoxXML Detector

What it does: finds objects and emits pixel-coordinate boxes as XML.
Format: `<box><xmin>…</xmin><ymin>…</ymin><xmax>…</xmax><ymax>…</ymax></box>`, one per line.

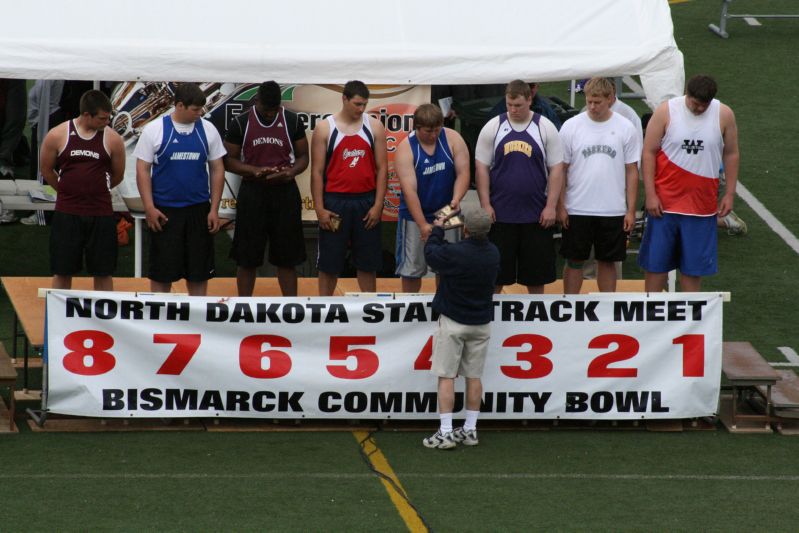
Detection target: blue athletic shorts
<box><xmin>637</xmin><ymin>213</ymin><xmax>717</xmax><ymax>276</ymax></box>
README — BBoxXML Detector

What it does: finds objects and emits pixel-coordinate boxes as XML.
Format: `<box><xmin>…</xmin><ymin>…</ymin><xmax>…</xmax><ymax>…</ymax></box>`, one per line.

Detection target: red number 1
<box><xmin>673</xmin><ymin>334</ymin><xmax>705</xmax><ymax>377</ymax></box>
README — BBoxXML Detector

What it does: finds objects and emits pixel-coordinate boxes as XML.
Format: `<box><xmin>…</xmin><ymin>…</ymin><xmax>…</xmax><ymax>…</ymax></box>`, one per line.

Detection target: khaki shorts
<box><xmin>431</xmin><ymin>314</ymin><xmax>491</xmax><ymax>378</ymax></box>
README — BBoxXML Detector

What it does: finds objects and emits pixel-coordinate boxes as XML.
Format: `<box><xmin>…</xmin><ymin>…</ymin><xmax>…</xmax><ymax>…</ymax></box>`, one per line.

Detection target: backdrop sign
<box><xmin>45</xmin><ymin>292</ymin><xmax>723</xmax><ymax>420</ymax></box>
<box><xmin>110</xmin><ymin>82</ymin><xmax>429</xmax><ymax>221</ymax></box>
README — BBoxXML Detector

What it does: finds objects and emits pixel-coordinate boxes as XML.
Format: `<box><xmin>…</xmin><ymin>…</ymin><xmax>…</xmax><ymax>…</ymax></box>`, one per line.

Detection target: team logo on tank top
<box><xmin>681</xmin><ymin>139</ymin><xmax>704</xmax><ymax>154</ymax></box>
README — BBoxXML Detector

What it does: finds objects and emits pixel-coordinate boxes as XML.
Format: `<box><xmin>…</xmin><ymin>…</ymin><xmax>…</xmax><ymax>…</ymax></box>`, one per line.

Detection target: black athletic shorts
<box><xmin>489</xmin><ymin>222</ymin><xmax>555</xmax><ymax>287</ymax></box>
<box><xmin>317</xmin><ymin>191</ymin><xmax>382</xmax><ymax>275</ymax></box>
<box><xmin>560</xmin><ymin>215</ymin><xmax>627</xmax><ymax>262</ymax></box>
<box><xmin>230</xmin><ymin>180</ymin><xmax>306</xmax><ymax>268</ymax></box>
<box><xmin>50</xmin><ymin>211</ymin><xmax>117</xmax><ymax>276</ymax></box>
<box><xmin>148</xmin><ymin>202</ymin><xmax>215</xmax><ymax>283</ymax></box>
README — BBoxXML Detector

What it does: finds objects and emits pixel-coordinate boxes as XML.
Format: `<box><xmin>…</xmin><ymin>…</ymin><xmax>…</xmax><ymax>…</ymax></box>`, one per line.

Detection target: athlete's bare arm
<box><xmin>642</xmin><ymin>101</ymin><xmax>670</xmax><ymax>218</ymax></box>
<box><xmin>364</xmin><ymin>117</ymin><xmax>387</xmax><ymax>229</ymax></box>
<box><xmin>310</xmin><ymin>119</ymin><xmax>336</xmax><ymax>230</ymax></box>
<box><xmin>207</xmin><ymin>157</ymin><xmax>225</xmax><ymax>233</ymax></box>
<box><xmin>718</xmin><ymin>104</ymin><xmax>739</xmax><ymax>217</ymax></box>
<box><xmin>106</xmin><ymin>129</ymin><xmax>126</xmax><ymax>188</ymax></box>
<box><xmin>446</xmin><ymin>128</ymin><xmax>470</xmax><ymax>211</ymax></box>
<box><xmin>39</xmin><ymin>122</ymin><xmax>67</xmax><ymax>190</ymax></box>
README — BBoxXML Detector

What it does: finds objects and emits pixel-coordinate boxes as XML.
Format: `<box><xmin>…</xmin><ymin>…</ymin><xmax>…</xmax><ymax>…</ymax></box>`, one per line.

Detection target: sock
<box><xmin>464</xmin><ymin>410</ymin><xmax>479</xmax><ymax>431</ymax></box>
<box><xmin>439</xmin><ymin>413</ymin><xmax>453</xmax><ymax>434</ymax></box>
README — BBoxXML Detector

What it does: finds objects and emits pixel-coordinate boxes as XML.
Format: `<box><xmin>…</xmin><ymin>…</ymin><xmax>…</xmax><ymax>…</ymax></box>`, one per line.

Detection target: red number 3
<box><xmin>62</xmin><ymin>330</ymin><xmax>116</xmax><ymax>375</ymax></box>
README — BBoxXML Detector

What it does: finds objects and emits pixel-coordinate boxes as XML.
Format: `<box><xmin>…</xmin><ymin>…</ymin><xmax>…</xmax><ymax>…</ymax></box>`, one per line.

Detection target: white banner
<box><xmin>45</xmin><ymin>292</ymin><xmax>723</xmax><ymax>420</ymax></box>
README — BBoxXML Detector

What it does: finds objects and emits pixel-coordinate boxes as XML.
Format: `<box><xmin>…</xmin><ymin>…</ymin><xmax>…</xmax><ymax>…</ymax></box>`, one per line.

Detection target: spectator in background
<box><xmin>0</xmin><ymin>79</ymin><xmax>27</xmax><ymax>223</ymax></box>
<box><xmin>490</xmin><ymin>82</ymin><xmax>562</xmax><ymax>130</ymax></box>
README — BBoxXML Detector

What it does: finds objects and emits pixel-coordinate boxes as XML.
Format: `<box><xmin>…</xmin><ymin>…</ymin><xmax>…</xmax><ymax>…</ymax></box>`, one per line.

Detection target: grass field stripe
<box><xmin>353</xmin><ymin>431</ymin><xmax>428</xmax><ymax>532</ymax></box>
<box><xmin>736</xmin><ymin>180</ymin><xmax>799</xmax><ymax>254</ymax></box>
<box><xmin>401</xmin><ymin>473</ymin><xmax>799</xmax><ymax>481</ymax></box>
<box><xmin>4</xmin><ymin>472</ymin><xmax>799</xmax><ymax>482</ymax></box>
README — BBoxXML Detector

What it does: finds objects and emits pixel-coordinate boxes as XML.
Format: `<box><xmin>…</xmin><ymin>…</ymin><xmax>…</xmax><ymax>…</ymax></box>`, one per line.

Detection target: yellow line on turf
<box><xmin>353</xmin><ymin>431</ymin><xmax>427</xmax><ymax>533</ymax></box>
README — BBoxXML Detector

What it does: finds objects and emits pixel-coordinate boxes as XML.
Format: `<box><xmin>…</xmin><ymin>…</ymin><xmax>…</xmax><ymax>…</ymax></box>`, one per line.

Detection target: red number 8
<box><xmin>62</xmin><ymin>330</ymin><xmax>116</xmax><ymax>375</ymax></box>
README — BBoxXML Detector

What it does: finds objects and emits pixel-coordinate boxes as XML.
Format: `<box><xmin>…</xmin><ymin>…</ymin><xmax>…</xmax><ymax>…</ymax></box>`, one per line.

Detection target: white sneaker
<box><xmin>0</xmin><ymin>209</ymin><xmax>18</xmax><ymax>224</ymax></box>
<box><xmin>451</xmin><ymin>426</ymin><xmax>479</xmax><ymax>446</ymax></box>
<box><xmin>20</xmin><ymin>213</ymin><xmax>40</xmax><ymax>226</ymax></box>
<box><xmin>423</xmin><ymin>430</ymin><xmax>457</xmax><ymax>450</ymax></box>
<box><xmin>722</xmin><ymin>211</ymin><xmax>747</xmax><ymax>235</ymax></box>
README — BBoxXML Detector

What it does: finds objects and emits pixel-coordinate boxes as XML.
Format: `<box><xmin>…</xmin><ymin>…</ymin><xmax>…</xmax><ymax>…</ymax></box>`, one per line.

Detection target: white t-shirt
<box><xmin>475</xmin><ymin>113</ymin><xmax>563</xmax><ymax>167</ymax></box>
<box><xmin>559</xmin><ymin>111</ymin><xmax>641</xmax><ymax>216</ymax></box>
<box><xmin>133</xmin><ymin>116</ymin><xmax>226</xmax><ymax>163</ymax></box>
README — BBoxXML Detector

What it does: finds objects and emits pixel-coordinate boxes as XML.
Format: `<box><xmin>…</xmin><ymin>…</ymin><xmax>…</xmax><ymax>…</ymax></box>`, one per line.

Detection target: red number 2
<box><xmin>586</xmin><ymin>334</ymin><xmax>639</xmax><ymax>378</ymax></box>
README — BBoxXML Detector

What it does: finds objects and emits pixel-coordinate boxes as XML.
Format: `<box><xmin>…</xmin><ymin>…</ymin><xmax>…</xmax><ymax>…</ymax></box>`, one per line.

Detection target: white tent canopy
<box><xmin>1</xmin><ymin>0</ymin><xmax>684</xmax><ymax>106</ymax></box>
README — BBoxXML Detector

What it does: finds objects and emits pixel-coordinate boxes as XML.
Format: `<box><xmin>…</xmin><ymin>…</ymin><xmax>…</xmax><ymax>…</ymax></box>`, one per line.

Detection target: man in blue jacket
<box><xmin>422</xmin><ymin>206</ymin><xmax>500</xmax><ymax>449</ymax></box>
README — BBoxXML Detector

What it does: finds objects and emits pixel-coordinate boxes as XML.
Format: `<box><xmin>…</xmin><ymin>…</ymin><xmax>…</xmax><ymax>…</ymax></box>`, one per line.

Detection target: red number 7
<box><xmin>154</xmin><ymin>334</ymin><xmax>202</xmax><ymax>375</ymax></box>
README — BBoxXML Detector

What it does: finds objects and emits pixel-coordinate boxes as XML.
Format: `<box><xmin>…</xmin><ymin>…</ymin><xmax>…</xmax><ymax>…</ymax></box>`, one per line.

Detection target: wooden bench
<box><xmin>0</xmin><ymin>342</ymin><xmax>18</xmax><ymax>432</ymax></box>
<box><xmin>721</xmin><ymin>341</ymin><xmax>781</xmax><ymax>432</ymax></box>
<box><xmin>757</xmin><ymin>370</ymin><xmax>799</xmax><ymax>432</ymax></box>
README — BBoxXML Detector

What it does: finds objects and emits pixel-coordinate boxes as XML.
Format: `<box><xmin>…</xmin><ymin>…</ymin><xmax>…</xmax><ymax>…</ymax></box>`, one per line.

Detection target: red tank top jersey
<box><xmin>241</xmin><ymin>107</ymin><xmax>295</xmax><ymax>168</ymax></box>
<box><xmin>55</xmin><ymin>120</ymin><xmax>113</xmax><ymax>216</ymax></box>
<box><xmin>655</xmin><ymin>97</ymin><xmax>723</xmax><ymax>216</ymax></box>
<box><xmin>324</xmin><ymin>114</ymin><xmax>376</xmax><ymax>193</ymax></box>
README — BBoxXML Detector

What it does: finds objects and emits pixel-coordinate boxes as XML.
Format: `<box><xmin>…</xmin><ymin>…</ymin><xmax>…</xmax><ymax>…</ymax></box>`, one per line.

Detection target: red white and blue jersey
<box><xmin>656</xmin><ymin>96</ymin><xmax>723</xmax><ymax>216</ymax></box>
<box><xmin>324</xmin><ymin>114</ymin><xmax>376</xmax><ymax>194</ymax></box>
<box><xmin>55</xmin><ymin>120</ymin><xmax>113</xmax><ymax>216</ymax></box>
<box><xmin>241</xmin><ymin>107</ymin><xmax>295</xmax><ymax>168</ymax></box>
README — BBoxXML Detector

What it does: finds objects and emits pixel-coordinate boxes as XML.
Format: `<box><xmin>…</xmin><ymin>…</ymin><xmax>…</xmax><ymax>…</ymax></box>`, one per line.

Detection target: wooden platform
<box><xmin>0</xmin><ymin>399</ymin><xmax>18</xmax><ymax>434</ymax></box>
<box><xmin>719</xmin><ymin>341</ymin><xmax>781</xmax><ymax>433</ymax></box>
<box><xmin>757</xmin><ymin>370</ymin><xmax>799</xmax><ymax>435</ymax></box>
<box><xmin>21</xmin><ymin>415</ymin><xmax>714</xmax><ymax>433</ymax></box>
<box><xmin>0</xmin><ymin>342</ymin><xmax>18</xmax><ymax>432</ymax></box>
<box><xmin>27</xmin><ymin>416</ymin><xmax>205</xmax><ymax>433</ymax></box>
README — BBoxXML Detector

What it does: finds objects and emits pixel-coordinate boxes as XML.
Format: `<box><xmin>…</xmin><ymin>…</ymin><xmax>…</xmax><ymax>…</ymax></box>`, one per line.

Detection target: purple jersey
<box><xmin>489</xmin><ymin>113</ymin><xmax>548</xmax><ymax>223</ymax></box>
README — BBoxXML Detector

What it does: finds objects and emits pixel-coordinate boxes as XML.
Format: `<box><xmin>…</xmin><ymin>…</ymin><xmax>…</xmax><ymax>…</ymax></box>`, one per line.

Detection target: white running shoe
<box><xmin>0</xmin><ymin>208</ymin><xmax>18</xmax><ymax>224</ymax></box>
<box><xmin>451</xmin><ymin>427</ymin><xmax>479</xmax><ymax>446</ymax></box>
<box><xmin>20</xmin><ymin>213</ymin><xmax>40</xmax><ymax>226</ymax></box>
<box><xmin>423</xmin><ymin>430</ymin><xmax>457</xmax><ymax>450</ymax></box>
<box><xmin>722</xmin><ymin>211</ymin><xmax>748</xmax><ymax>235</ymax></box>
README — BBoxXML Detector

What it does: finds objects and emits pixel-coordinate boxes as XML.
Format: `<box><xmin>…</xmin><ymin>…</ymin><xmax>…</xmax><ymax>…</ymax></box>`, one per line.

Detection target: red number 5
<box><xmin>327</xmin><ymin>336</ymin><xmax>379</xmax><ymax>379</ymax></box>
